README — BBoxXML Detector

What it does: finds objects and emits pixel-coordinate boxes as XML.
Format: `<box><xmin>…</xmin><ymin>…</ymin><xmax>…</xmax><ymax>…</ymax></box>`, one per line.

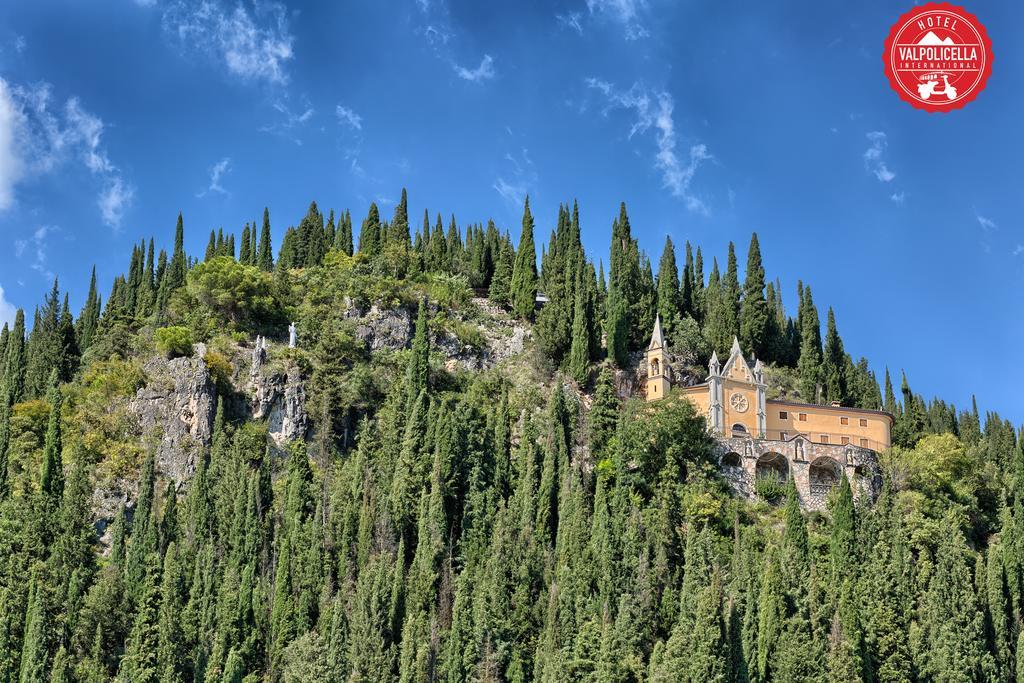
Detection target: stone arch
<box><xmin>755</xmin><ymin>451</ymin><xmax>788</xmax><ymax>482</ymax></box>
<box><xmin>809</xmin><ymin>456</ymin><xmax>841</xmax><ymax>495</ymax></box>
<box><xmin>721</xmin><ymin>451</ymin><xmax>742</xmax><ymax>469</ymax></box>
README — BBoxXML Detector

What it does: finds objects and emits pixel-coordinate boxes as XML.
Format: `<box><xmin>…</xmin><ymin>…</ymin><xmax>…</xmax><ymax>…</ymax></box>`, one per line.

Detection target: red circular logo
<box><xmin>883</xmin><ymin>3</ymin><xmax>993</xmax><ymax>113</ymax></box>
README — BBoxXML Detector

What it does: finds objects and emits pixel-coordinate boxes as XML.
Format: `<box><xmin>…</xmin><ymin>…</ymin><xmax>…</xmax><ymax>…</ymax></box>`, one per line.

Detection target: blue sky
<box><xmin>0</xmin><ymin>0</ymin><xmax>1021</xmax><ymax>424</ymax></box>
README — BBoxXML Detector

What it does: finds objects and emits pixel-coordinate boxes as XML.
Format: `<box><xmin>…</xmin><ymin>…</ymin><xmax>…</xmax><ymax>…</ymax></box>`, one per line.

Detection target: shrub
<box><xmin>155</xmin><ymin>326</ymin><xmax>194</xmax><ymax>359</ymax></box>
<box><xmin>755</xmin><ymin>474</ymin><xmax>788</xmax><ymax>502</ymax></box>
<box><xmin>203</xmin><ymin>350</ymin><xmax>234</xmax><ymax>393</ymax></box>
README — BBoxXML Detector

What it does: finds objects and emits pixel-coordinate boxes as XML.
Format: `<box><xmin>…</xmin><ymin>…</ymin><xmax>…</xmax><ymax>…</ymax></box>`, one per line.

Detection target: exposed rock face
<box><xmin>249</xmin><ymin>344</ymin><xmax>309</xmax><ymax>446</ymax></box>
<box><xmin>129</xmin><ymin>353</ymin><xmax>217</xmax><ymax>486</ymax></box>
<box><xmin>349</xmin><ymin>303</ymin><xmax>413</xmax><ymax>351</ymax></box>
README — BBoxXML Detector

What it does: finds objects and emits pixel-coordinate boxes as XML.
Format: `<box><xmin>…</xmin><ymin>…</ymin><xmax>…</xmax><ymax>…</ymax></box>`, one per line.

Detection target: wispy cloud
<box><xmin>0</xmin><ymin>285</ymin><xmax>15</xmax><ymax>327</ymax></box>
<box><xmin>1012</xmin><ymin>244</ymin><xmax>1023</xmax><ymax>257</ymax></box>
<box><xmin>454</xmin><ymin>54</ymin><xmax>495</xmax><ymax>82</ymax></box>
<box><xmin>0</xmin><ymin>79</ymin><xmax>24</xmax><ymax>211</ymax></box>
<box><xmin>0</xmin><ymin>77</ymin><xmax>133</xmax><ymax>227</ymax></box>
<box><xmin>585</xmin><ymin>77</ymin><xmax>711</xmax><ymax>214</ymax></box>
<box><xmin>976</xmin><ymin>214</ymin><xmax>997</xmax><ymax>232</ymax></box>
<box><xmin>890</xmin><ymin>191</ymin><xmax>905</xmax><ymax>205</ymax></box>
<box><xmin>493</xmin><ymin>146</ymin><xmax>536</xmax><ymax>207</ymax></box>
<box><xmin>557</xmin><ymin>12</ymin><xmax>584</xmax><ymax>35</ymax></box>
<box><xmin>197</xmin><ymin>157</ymin><xmax>231</xmax><ymax>197</ymax></box>
<box><xmin>586</xmin><ymin>0</ymin><xmax>648</xmax><ymax>39</ymax></box>
<box><xmin>863</xmin><ymin>131</ymin><xmax>895</xmax><ymax>182</ymax></box>
<box><xmin>259</xmin><ymin>98</ymin><xmax>314</xmax><ymax>145</ymax></box>
<box><xmin>13</xmin><ymin>36</ymin><xmax>26</xmax><ymax>54</ymax></box>
<box><xmin>162</xmin><ymin>0</ymin><xmax>294</xmax><ymax>85</ymax></box>
<box><xmin>99</xmin><ymin>178</ymin><xmax>134</xmax><ymax>227</ymax></box>
<box><xmin>335</xmin><ymin>105</ymin><xmax>362</xmax><ymax>131</ymax></box>
<box><xmin>14</xmin><ymin>225</ymin><xmax>56</xmax><ymax>280</ymax></box>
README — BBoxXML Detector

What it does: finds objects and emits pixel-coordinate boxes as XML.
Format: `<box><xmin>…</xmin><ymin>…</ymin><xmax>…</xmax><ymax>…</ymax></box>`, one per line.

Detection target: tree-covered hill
<box><xmin>0</xmin><ymin>191</ymin><xmax>1020</xmax><ymax>682</ymax></box>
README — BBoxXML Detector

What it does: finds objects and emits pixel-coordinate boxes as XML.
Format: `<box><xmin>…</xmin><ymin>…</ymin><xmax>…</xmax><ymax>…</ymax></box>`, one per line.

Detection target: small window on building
<box><xmin>841</xmin><ymin>436</ymin><xmax>850</xmax><ymax>445</ymax></box>
<box><xmin>779</xmin><ymin>411</ymin><xmax>788</xmax><ymax>419</ymax></box>
<box><xmin>820</xmin><ymin>435</ymin><xmax>829</xmax><ymax>444</ymax></box>
<box><xmin>860</xmin><ymin>438</ymin><xmax>869</xmax><ymax>447</ymax></box>
<box><xmin>780</xmin><ymin>431</ymin><xmax>788</xmax><ymax>440</ymax></box>
<box><xmin>798</xmin><ymin>413</ymin><xmax>807</xmax><ymax>422</ymax></box>
<box><xmin>840</xmin><ymin>416</ymin><xmax>849</xmax><ymax>426</ymax></box>
<box><xmin>859</xmin><ymin>418</ymin><xmax>868</xmax><ymax>427</ymax></box>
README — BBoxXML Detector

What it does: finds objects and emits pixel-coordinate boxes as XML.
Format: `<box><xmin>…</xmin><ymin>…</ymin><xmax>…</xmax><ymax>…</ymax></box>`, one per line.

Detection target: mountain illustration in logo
<box><xmin>918</xmin><ymin>31</ymin><xmax>955</xmax><ymax>45</ymax></box>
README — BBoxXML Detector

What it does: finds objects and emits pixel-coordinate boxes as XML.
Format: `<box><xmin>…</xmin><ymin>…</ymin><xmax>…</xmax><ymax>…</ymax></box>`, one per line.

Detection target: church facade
<box><xmin>644</xmin><ymin>317</ymin><xmax>890</xmax><ymax>509</ymax></box>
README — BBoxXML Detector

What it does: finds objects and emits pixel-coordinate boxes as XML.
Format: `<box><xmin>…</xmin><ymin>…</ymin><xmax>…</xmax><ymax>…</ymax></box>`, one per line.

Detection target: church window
<box><xmin>840</xmin><ymin>416</ymin><xmax>849</xmax><ymax>425</ymax></box>
<box><xmin>859</xmin><ymin>418</ymin><xmax>868</xmax><ymax>427</ymax></box>
<box><xmin>779</xmin><ymin>411</ymin><xmax>788</xmax><ymax>419</ymax></box>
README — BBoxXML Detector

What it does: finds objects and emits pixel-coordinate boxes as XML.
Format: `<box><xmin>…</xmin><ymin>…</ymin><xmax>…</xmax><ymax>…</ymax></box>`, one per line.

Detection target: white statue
<box><xmin>288</xmin><ymin>322</ymin><xmax>297</xmax><ymax>349</ymax></box>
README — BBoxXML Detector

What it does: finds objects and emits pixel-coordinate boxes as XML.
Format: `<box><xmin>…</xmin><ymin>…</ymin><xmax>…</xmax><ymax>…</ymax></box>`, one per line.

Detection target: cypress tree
<box><xmin>78</xmin><ymin>268</ymin><xmax>101</xmax><ymax>352</ymax></box>
<box><xmin>510</xmin><ymin>197</ymin><xmax>538</xmax><ymax>320</ymax></box>
<box><xmin>239</xmin><ymin>224</ymin><xmax>252</xmax><ymax>265</ymax></box>
<box><xmin>739</xmin><ymin>232</ymin><xmax>770</xmax><ymax>361</ymax></box>
<box><xmin>18</xmin><ymin>568</ymin><xmax>49</xmax><ymax>683</ymax></box>
<box><xmin>40</xmin><ymin>370</ymin><xmax>63</xmax><ymax>500</ymax></box>
<box><xmin>797</xmin><ymin>287</ymin><xmax>822</xmax><ymax>403</ymax></box>
<box><xmin>821</xmin><ymin>308</ymin><xmax>848</xmax><ymax>405</ymax></box>
<box><xmin>568</xmin><ymin>276</ymin><xmax>592</xmax><ymax>385</ymax></box>
<box><xmin>257</xmin><ymin>208</ymin><xmax>274</xmax><ymax>271</ymax></box>
<box><xmin>487</xmin><ymin>234</ymin><xmax>514</xmax><ymax>306</ymax></box>
<box><xmin>167</xmin><ymin>213</ymin><xmax>186</xmax><ymax>292</ymax></box>
<box><xmin>118</xmin><ymin>553</ymin><xmax>162</xmax><ymax>683</ymax></box>
<box><xmin>655</xmin><ymin>237</ymin><xmax>682</xmax><ymax>345</ymax></box>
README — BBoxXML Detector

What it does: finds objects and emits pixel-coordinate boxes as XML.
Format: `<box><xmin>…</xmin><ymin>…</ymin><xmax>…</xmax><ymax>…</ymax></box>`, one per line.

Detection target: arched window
<box><xmin>731</xmin><ymin>423</ymin><xmax>748</xmax><ymax>437</ymax></box>
<box><xmin>651</xmin><ymin>358</ymin><xmax>660</xmax><ymax>376</ymax></box>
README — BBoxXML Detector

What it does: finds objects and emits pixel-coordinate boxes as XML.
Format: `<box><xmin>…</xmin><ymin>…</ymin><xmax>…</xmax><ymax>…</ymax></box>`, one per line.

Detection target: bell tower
<box><xmin>646</xmin><ymin>315</ymin><xmax>671</xmax><ymax>401</ymax></box>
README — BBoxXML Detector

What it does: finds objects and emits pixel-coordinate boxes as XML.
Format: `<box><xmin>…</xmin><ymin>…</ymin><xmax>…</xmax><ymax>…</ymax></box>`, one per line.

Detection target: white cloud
<box><xmin>454</xmin><ymin>54</ymin><xmax>495</xmax><ymax>82</ymax></box>
<box><xmin>259</xmin><ymin>98</ymin><xmax>314</xmax><ymax>145</ymax></box>
<box><xmin>890</xmin><ymin>191</ymin><xmax>905</xmax><ymax>204</ymax></box>
<box><xmin>0</xmin><ymin>285</ymin><xmax>15</xmax><ymax>327</ymax></box>
<box><xmin>198</xmin><ymin>157</ymin><xmax>231</xmax><ymax>197</ymax></box>
<box><xmin>557</xmin><ymin>12</ymin><xmax>584</xmax><ymax>34</ymax></box>
<box><xmin>1013</xmin><ymin>244</ymin><xmax>1023</xmax><ymax>257</ymax></box>
<box><xmin>163</xmin><ymin>0</ymin><xmax>294</xmax><ymax>85</ymax></box>
<box><xmin>0</xmin><ymin>77</ymin><xmax>132</xmax><ymax>227</ymax></box>
<box><xmin>976</xmin><ymin>214</ymin><xmax>997</xmax><ymax>232</ymax></box>
<box><xmin>586</xmin><ymin>0</ymin><xmax>648</xmax><ymax>39</ymax></box>
<box><xmin>493</xmin><ymin>177</ymin><xmax>529</xmax><ymax>207</ymax></box>
<box><xmin>335</xmin><ymin>105</ymin><xmax>362</xmax><ymax>131</ymax></box>
<box><xmin>494</xmin><ymin>146</ymin><xmax>536</xmax><ymax>207</ymax></box>
<box><xmin>0</xmin><ymin>79</ymin><xmax>24</xmax><ymax>211</ymax></box>
<box><xmin>14</xmin><ymin>36</ymin><xmax>26</xmax><ymax>54</ymax></box>
<box><xmin>99</xmin><ymin>178</ymin><xmax>134</xmax><ymax>227</ymax></box>
<box><xmin>15</xmin><ymin>225</ymin><xmax>56</xmax><ymax>280</ymax></box>
<box><xmin>586</xmin><ymin>77</ymin><xmax>711</xmax><ymax>213</ymax></box>
<box><xmin>863</xmin><ymin>131</ymin><xmax>895</xmax><ymax>182</ymax></box>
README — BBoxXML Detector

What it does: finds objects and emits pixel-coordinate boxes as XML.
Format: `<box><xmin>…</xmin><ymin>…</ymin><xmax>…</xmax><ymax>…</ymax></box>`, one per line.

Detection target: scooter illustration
<box><xmin>917</xmin><ymin>75</ymin><xmax>957</xmax><ymax>100</ymax></box>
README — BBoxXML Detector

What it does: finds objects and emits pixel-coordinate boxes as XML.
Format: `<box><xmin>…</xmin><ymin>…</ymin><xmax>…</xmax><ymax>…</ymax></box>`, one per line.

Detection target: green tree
<box><xmin>510</xmin><ymin>197</ymin><xmax>538</xmax><ymax>320</ymax></box>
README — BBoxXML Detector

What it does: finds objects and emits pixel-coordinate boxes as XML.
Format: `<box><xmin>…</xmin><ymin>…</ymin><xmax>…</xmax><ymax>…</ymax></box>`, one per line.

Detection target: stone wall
<box><xmin>715</xmin><ymin>434</ymin><xmax>882</xmax><ymax>511</ymax></box>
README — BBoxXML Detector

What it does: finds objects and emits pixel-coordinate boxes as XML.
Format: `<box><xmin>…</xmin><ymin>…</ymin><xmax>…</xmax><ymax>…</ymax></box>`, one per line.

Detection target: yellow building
<box><xmin>644</xmin><ymin>322</ymin><xmax>892</xmax><ymax>508</ymax></box>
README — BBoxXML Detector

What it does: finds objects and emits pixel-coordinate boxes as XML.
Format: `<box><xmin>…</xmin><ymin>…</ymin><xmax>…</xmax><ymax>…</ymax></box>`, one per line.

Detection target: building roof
<box><xmin>648</xmin><ymin>314</ymin><xmax>665</xmax><ymax>350</ymax></box>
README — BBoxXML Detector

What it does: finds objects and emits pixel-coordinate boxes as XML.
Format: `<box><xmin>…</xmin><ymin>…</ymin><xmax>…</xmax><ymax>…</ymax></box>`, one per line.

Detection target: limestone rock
<box><xmin>251</xmin><ymin>364</ymin><xmax>309</xmax><ymax>446</ymax></box>
<box><xmin>129</xmin><ymin>354</ymin><xmax>217</xmax><ymax>486</ymax></box>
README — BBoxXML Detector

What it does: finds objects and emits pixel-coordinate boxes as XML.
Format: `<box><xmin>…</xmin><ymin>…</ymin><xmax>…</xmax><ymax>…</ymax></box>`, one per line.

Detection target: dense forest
<box><xmin>0</xmin><ymin>189</ymin><xmax>1020</xmax><ymax>682</ymax></box>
